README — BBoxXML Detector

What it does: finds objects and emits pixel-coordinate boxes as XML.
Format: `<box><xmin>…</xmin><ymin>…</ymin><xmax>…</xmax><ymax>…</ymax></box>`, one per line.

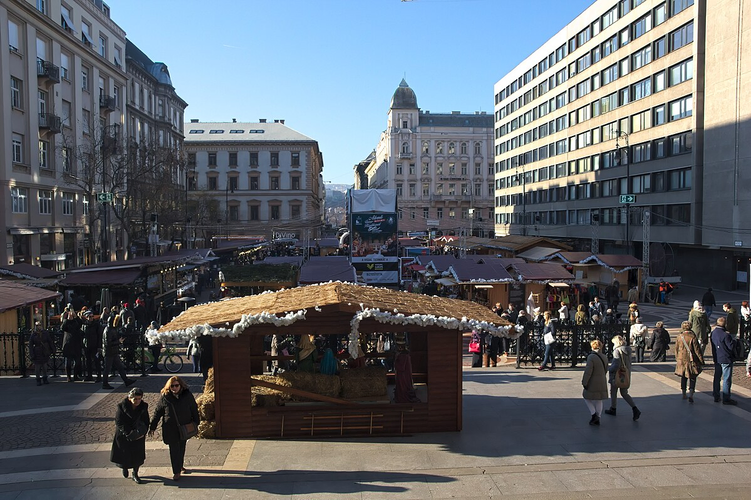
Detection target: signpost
<box><xmin>619</xmin><ymin>194</ymin><xmax>636</xmax><ymax>204</ymax></box>
<box><xmin>97</xmin><ymin>192</ymin><xmax>113</xmax><ymax>204</ymax></box>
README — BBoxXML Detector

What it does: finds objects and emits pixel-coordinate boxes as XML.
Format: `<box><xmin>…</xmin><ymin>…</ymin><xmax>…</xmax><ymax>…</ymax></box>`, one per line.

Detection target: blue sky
<box><xmin>106</xmin><ymin>0</ymin><xmax>595</xmax><ymax>185</ymax></box>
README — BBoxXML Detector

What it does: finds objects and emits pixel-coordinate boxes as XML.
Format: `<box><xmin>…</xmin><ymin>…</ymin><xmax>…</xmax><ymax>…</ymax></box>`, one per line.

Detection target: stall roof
<box><xmin>584</xmin><ymin>254</ymin><xmax>644</xmax><ymax>271</ymax></box>
<box><xmin>549</xmin><ymin>251</ymin><xmax>594</xmax><ymax>264</ymax></box>
<box><xmin>157</xmin><ymin>281</ymin><xmax>513</xmax><ymax>338</ymax></box>
<box><xmin>255</xmin><ymin>256</ymin><xmax>304</xmax><ymax>267</ymax></box>
<box><xmin>0</xmin><ymin>263</ymin><xmax>59</xmax><ymax>280</ymax></box>
<box><xmin>477</xmin><ymin>257</ymin><xmax>525</xmax><ymax>267</ymax></box>
<box><xmin>448</xmin><ymin>261</ymin><xmax>514</xmax><ymax>283</ymax></box>
<box><xmin>418</xmin><ymin>255</ymin><xmax>458</xmax><ymax>273</ymax></box>
<box><xmin>483</xmin><ymin>235</ymin><xmax>572</xmax><ymax>253</ymax></box>
<box><xmin>0</xmin><ymin>280</ymin><xmax>61</xmax><ymax>313</ymax></box>
<box><xmin>516</xmin><ymin>246</ymin><xmax>563</xmax><ymax>262</ymax></box>
<box><xmin>60</xmin><ymin>269</ymin><xmax>142</xmax><ymax>286</ymax></box>
<box><xmin>298</xmin><ymin>257</ymin><xmax>356</xmax><ymax>284</ymax></box>
<box><xmin>508</xmin><ymin>262</ymin><xmax>575</xmax><ymax>282</ymax></box>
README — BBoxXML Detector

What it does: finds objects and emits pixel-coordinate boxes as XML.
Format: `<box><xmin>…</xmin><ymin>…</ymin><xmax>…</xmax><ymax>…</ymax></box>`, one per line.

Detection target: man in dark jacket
<box><xmin>702</xmin><ymin>288</ymin><xmax>717</xmax><ymax>319</ymax></box>
<box><xmin>61</xmin><ymin>309</ymin><xmax>83</xmax><ymax>382</ymax></box>
<box><xmin>724</xmin><ymin>303</ymin><xmax>739</xmax><ymax>337</ymax></box>
<box><xmin>711</xmin><ymin>317</ymin><xmax>737</xmax><ymax>405</ymax></box>
<box><xmin>82</xmin><ymin>311</ymin><xmax>102</xmax><ymax>382</ymax></box>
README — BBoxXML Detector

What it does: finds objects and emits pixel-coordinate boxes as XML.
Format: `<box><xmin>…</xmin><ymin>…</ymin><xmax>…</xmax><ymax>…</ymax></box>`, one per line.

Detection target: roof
<box><xmin>418</xmin><ymin>112</ymin><xmax>492</xmax><ymax>128</ymax></box>
<box><xmin>184</xmin><ymin>122</ymin><xmax>315</xmax><ymax>143</ymax></box>
<box><xmin>584</xmin><ymin>254</ymin><xmax>644</xmax><ymax>271</ymax></box>
<box><xmin>418</xmin><ymin>255</ymin><xmax>458</xmax><ymax>273</ymax></box>
<box><xmin>298</xmin><ymin>257</ymin><xmax>356</xmax><ymax>284</ymax></box>
<box><xmin>516</xmin><ymin>246</ymin><xmax>563</xmax><ymax>262</ymax></box>
<box><xmin>317</xmin><ymin>238</ymin><xmax>340</xmax><ymax>248</ymax></box>
<box><xmin>448</xmin><ymin>261</ymin><xmax>514</xmax><ymax>283</ymax></box>
<box><xmin>508</xmin><ymin>263</ymin><xmax>575</xmax><ymax>282</ymax></box>
<box><xmin>391</xmin><ymin>79</ymin><xmax>418</xmax><ymax>109</ymax></box>
<box><xmin>484</xmin><ymin>236</ymin><xmax>572</xmax><ymax>253</ymax></box>
<box><xmin>477</xmin><ymin>257</ymin><xmax>525</xmax><ymax>267</ymax></box>
<box><xmin>0</xmin><ymin>263</ymin><xmax>59</xmax><ymax>280</ymax></box>
<box><xmin>255</xmin><ymin>256</ymin><xmax>304</xmax><ymax>267</ymax></box>
<box><xmin>156</xmin><ymin>282</ymin><xmax>514</xmax><ymax>341</ymax></box>
<box><xmin>0</xmin><ymin>280</ymin><xmax>61</xmax><ymax>313</ymax></box>
<box><xmin>60</xmin><ymin>269</ymin><xmax>142</xmax><ymax>286</ymax></box>
<box><xmin>550</xmin><ymin>252</ymin><xmax>594</xmax><ymax>264</ymax></box>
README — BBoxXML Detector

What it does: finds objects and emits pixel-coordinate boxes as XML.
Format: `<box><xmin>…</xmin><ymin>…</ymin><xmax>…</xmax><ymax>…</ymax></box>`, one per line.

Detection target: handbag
<box><xmin>126</xmin><ymin>420</ymin><xmax>148</xmax><ymax>441</ymax></box>
<box><xmin>680</xmin><ymin>334</ymin><xmax>701</xmax><ymax>376</ymax></box>
<box><xmin>614</xmin><ymin>362</ymin><xmax>630</xmax><ymax>389</ymax></box>
<box><xmin>468</xmin><ymin>341</ymin><xmax>481</xmax><ymax>354</ymax></box>
<box><xmin>732</xmin><ymin>337</ymin><xmax>745</xmax><ymax>362</ymax></box>
<box><xmin>167</xmin><ymin>399</ymin><xmax>198</xmax><ymax>441</ymax></box>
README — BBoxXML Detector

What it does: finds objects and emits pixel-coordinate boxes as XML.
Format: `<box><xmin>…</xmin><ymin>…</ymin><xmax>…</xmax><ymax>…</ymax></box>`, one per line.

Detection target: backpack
<box><xmin>733</xmin><ymin>338</ymin><xmax>746</xmax><ymax>362</ymax></box>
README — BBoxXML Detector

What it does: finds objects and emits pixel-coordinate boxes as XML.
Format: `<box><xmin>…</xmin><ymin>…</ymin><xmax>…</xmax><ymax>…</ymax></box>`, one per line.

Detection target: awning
<box><xmin>40</xmin><ymin>254</ymin><xmax>66</xmax><ymax>261</ymax></box>
<box><xmin>473</xmin><ymin>284</ymin><xmax>494</xmax><ymax>289</ymax></box>
<box><xmin>61</xmin><ymin>269</ymin><xmax>142</xmax><ymax>286</ymax></box>
<box><xmin>176</xmin><ymin>264</ymin><xmax>197</xmax><ymax>272</ymax></box>
<box><xmin>9</xmin><ymin>228</ymin><xmax>37</xmax><ymax>235</ymax></box>
<box><xmin>61</xmin><ymin>10</ymin><xmax>76</xmax><ymax>33</ymax></box>
<box><xmin>548</xmin><ymin>282</ymin><xmax>570</xmax><ymax>288</ymax></box>
<box><xmin>82</xmin><ymin>30</ymin><xmax>94</xmax><ymax>46</ymax></box>
<box><xmin>0</xmin><ymin>281</ymin><xmax>61</xmax><ymax>313</ymax></box>
<box><xmin>435</xmin><ymin>277</ymin><xmax>457</xmax><ymax>286</ymax></box>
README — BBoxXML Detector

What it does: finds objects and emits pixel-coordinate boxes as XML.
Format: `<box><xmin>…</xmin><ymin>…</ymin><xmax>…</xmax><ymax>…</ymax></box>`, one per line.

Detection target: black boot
<box><xmin>604</xmin><ymin>407</ymin><xmax>616</xmax><ymax>416</ymax></box>
<box><xmin>589</xmin><ymin>413</ymin><xmax>600</xmax><ymax>426</ymax></box>
<box><xmin>42</xmin><ymin>376</ymin><xmax>49</xmax><ymax>385</ymax></box>
<box><xmin>132</xmin><ymin>467</ymin><xmax>142</xmax><ymax>484</ymax></box>
<box><xmin>36</xmin><ymin>378</ymin><xmax>42</xmax><ymax>386</ymax></box>
<box><xmin>122</xmin><ymin>468</ymin><xmax>129</xmax><ymax>478</ymax></box>
<box><xmin>632</xmin><ymin>406</ymin><xmax>641</xmax><ymax>421</ymax></box>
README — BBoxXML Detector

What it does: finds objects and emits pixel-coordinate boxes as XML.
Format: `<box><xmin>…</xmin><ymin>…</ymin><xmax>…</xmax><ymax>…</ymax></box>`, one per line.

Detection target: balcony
<box><xmin>38</xmin><ymin>113</ymin><xmax>62</xmax><ymax>134</ymax></box>
<box><xmin>37</xmin><ymin>59</ymin><xmax>60</xmax><ymax>83</ymax></box>
<box><xmin>399</xmin><ymin>152</ymin><xmax>413</xmax><ymax>159</ymax></box>
<box><xmin>99</xmin><ymin>95</ymin><xmax>117</xmax><ymax>112</ymax></box>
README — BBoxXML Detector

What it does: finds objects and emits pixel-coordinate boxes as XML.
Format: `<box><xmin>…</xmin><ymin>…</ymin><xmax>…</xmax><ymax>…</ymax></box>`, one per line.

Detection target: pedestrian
<box><xmin>741</xmin><ymin>300</ymin><xmax>751</xmax><ymax>338</ymax></box>
<box><xmin>630</xmin><ymin>317</ymin><xmax>648</xmax><ymax>363</ymax></box>
<box><xmin>28</xmin><ymin>322</ymin><xmax>54</xmax><ymax>386</ymax></box>
<box><xmin>61</xmin><ymin>307</ymin><xmax>83</xmax><ymax>382</ymax></box>
<box><xmin>111</xmin><ymin>387</ymin><xmax>149</xmax><ymax>484</ymax></box>
<box><xmin>82</xmin><ymin>310</ymin><xmax>102</xmax><ymax>382</ymax></box>
<box><xmin>627</xmin><ymin>285</ymin><xmax>638</xmax><ymax>304</ymax></box>
<box><xmin>627</xmin><ymin>303</ymin><xmax>640</xmax><ymax>325</ymax></box>
<box><xmin>603</xmin><ymin>308</ymin><xmax>616</xmax><ymax>325</ymax></box>
<box><xmin>702</xmin><ymin>288</ymin><xmax>717</xmax><ymax>319</ymax></box>
<box><xmin>186</xmin><ymin>337</ymin><xmax>201</xmax><ymax>373</ymax></box>
<box><xmin>558</xmin><ymin>301</ymin><xmax>569</xmax><ymax>322</ymax></box>
<box><xmin>688</xmin><ymin>300</ymin><xmax>711</xmax><ymax>357</ymax></box>
<box><xmin>711</xmin><ymin>317</ymin><xmax>737</xmax><ymax>405</ymax></box>
<box><xmin>604</xmin><ymin>335</ymin><xmax>642</xmax><ymax>421</ymax></box>
<box><xmin>649</xmin><ymin>321</ymin><xmax>671</xmax><ymax>362</ymax></box>
<box><xmin>147</xmin><ymin>321</ymin><xmax>162</xmax><ymax>373</ymax></box>
<box><xmin>197</xmin><ymin>334</ymin><xmax>214</xmax><ymax>381</ymax></box>
<box><xmin>582</xmin><ymin>339</ymin><xmax>608</xmax><ymax>426</ymax></box>
<box><xmin>102</xmin><ymin>313</ymin><xmax>135</xmax><ymax>390</ymax></box>
<box><xmin>539</xmin><ymin>311</ymin><xmax>556</xmax><ymax>371</ymax></box>
<box><xmin>574</xmin><ymin>304</ymin><xmax>588</xmax><ymax>325</ymax></box>
<box><xmin>675</xmin><ymin>320</ymin><xmax>703</xmax><ymax>402</ymax></box>
<box><xmin>468</xmin><ymin>329</ymin><xmax>485</xmax><ymax>368</ymax></box>
<box><xmin>723</xmin><ymin>303</ymin><xmax>739</xmax><ymax>337</ymax></box>
<box><xmin>148</xmin><ymin>376</ymin><xmax>200</xmax><ymax>482</ymax></box>
<box><xmin>592</xmin><ymin>297</ymin><xmax>605</xmax><ymax>318</ymax></box>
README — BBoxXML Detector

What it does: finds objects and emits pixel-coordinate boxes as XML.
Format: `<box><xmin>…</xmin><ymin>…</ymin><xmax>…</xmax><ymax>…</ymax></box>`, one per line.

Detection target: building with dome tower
<box><xmin>359</xmin><ymin>79</ymin><xmax>495</xmax><ymax>238</ymax></box>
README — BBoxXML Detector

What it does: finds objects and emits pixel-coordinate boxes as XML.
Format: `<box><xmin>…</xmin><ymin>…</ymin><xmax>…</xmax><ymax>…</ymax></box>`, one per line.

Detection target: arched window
<box><xmin>461</xmin><ymin>142</ymin><xmax>468</xmax><ymax>155</ymax></box>
<box><xmin>401</xmin><ymin>142</ymin><xmax>410</xmax><ymax>154</ymax></box>
<box><xmin>422</xmin><ymin>141</ymin><xmax>429</xmax><ymax>154</ymax></box>
<box><xmin>474</xmin><ymin>142</ymin><xmax>482</xmax><ymax>155</ymax></box>
<box><xmin>448</xmin><ymin>142</ymin><xmax>456</xmax><ymax>155</ymax></box>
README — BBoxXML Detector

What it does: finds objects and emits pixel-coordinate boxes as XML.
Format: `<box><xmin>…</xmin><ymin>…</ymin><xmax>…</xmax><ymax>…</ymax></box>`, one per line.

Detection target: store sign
<box><xmin>273</xmin><ymin>231</ymin><xmax>297</xmax><ymax>240</ymax></box>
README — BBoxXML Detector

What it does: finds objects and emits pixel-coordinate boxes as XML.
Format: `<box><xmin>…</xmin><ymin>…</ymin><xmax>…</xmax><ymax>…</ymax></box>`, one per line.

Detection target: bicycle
<box><xmin>139</xmin><ymin>344</ymin><xmax>184</xmax><ymax>373</ymax></box>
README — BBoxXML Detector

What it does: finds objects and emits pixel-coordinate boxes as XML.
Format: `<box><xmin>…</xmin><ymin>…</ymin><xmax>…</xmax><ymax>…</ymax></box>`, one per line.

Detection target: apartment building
<box><xmin>184</xmin><ymin>120</ymin><xmax>324</xmax><ymax>243</ymax></box>
<box><xmin>1</xmin><ymin>0</ymin><xmax>127</xmax><ymax>268</ymax></box>
<box><xmin>493</xmin><ymin>0</ymin><xmax>751</xmax><ymax>288</ymax></box>
<box><xmin>363</xmin><ymin>79</ymin><xmax>495</xmax><ymax>237</ymax></box>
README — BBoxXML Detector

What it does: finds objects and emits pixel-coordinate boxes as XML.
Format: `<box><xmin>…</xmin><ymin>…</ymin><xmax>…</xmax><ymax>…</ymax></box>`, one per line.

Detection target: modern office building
<box><xmin>493</xmin><ymin>0</ymin><xmax>751</xmax><ymax>288</ymax></box>
<box><xmin>184</xmin><ymin>120</ymin><xmax>325</xmax><ymax>244</ymax></box>
<box><xmin>362</xmin><ymin>79</ymin><xmax>495</xmax><ymax>237</ymax></box>
<box><xmin>1</xmin><ymin>0</ymin><xmax>127</xmax><ymax>268</ymax></box>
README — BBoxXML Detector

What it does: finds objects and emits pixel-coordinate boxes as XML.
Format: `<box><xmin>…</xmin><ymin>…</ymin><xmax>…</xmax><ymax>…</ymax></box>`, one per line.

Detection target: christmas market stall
<box><xmin>153</xmin><ymin>282</ymin><xmax>515</xmax><ymax>439</ymax></box>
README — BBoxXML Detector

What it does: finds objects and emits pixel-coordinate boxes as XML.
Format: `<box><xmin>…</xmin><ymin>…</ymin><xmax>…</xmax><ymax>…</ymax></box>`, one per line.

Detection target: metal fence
<box><xmin>0</xmin><ymin>328</ymin><xmax>150</xmax><ymax>378</ymax></box>
<box><xmin>514</xmin><ymin>321</ymin><xmax>631</xmax><ymax>368</ymax></box>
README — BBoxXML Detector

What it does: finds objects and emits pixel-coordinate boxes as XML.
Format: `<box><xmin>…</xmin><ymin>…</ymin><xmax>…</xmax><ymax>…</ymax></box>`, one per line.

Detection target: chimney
<box><xmin>259</xmin><ymin>118</ymin><xmax>266</xmax><ymax>123</ymax></box>
<box><xmin>451</xmin><ymin>111</ymin><xmax>460</xmax><ymax>115</ymax></box>
<box><xmin>232</xmin><ymin>118</ymin><xmax>237</xmax><ymax>123</ymax></box>
<box><xmin>280</xmin><ymin>119</ymin><xmax>285</xmax><ymax>124</ymax></box>
<box><xmin>190</xmin><ymin>118</ymin><xmax>199</xmax><ymax>123</ymax></box>
<box><xmin>274</xmin><ymin>119</ymin><xmax>280</xmax><ymax>123</ymax></box>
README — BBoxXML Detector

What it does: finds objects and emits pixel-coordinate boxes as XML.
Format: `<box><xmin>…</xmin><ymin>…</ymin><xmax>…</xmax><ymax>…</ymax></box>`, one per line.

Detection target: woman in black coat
<box><xmin>650</xmin><ymin>321</ymin><xmax>671</xmax><ymax>361</ymax></box>
<box><xmin>149</xmin><ymin>376</ymin><xmax>200</xmax><ymax>481</ymax></box>
<box><xmin>111</xmin><ymin>387</ymin><xmax>149</xmax><ymax>484</ymax></box>
<box><xmin>60</xmin><ymin>310</ymin><xmax>83</xmax><ymax>382</ymax></box>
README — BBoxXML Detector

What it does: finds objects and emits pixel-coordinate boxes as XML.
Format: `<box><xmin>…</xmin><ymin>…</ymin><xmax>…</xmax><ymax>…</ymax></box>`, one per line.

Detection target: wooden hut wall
<box><xmin>487</xmin><ymin>285</ymin><xmax>509</xmax><ymax>309</ymax></box>
<box><xmin>425</xmin><ymin>328</ymin><xmax>461</xmax><ymax>432</ymax></box>
<box><xmin>214</xmin><ymin>335</ymin><xmax>253</xmax><ymax>438</ymax></box>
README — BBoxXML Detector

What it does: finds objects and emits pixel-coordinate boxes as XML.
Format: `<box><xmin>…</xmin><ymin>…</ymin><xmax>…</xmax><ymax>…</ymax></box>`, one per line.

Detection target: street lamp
<box><xmin>614</xmin><ymin>130</ymin><xmax>631</xmax><ymax>253</ymax></box>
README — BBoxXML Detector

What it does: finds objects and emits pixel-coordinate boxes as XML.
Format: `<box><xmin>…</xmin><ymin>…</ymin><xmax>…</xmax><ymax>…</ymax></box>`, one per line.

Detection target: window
<box><xmin>228</xmin><ymin>152</ymin><xmax>237</xmax><ymax>166</ymax></box>
<box><xmin>410</xmin><ymin>163</ymin><xmax>416</xmax><ymax>175</ymax></box>
<box><xmin>670</xmin><ymin>22</ymin><xmax>694</xmax><ymax>51</ymax></box>
<box><xmin>669</xmin><ymin>58</ymin><xmax>693</xmax><ymax>86</ymax></box>
<box><xmin>208</xmin><ymin>176</ymin><xmax>218</xmax><ymax>190</ymax></box>
<box><xmin>448</xmin><ymin>142</ymin><xmax>455</xmax><ymax>155</ymax></box>
<box><xmin>620</xmin><ymin>28</ymin><xmax>630</xmax><ymax>47</ymax></box>
<box><xmin>632</xmin><ymin>143</ymin><xmax>652</xmax><ymax>163</ymax></box>
<box><xmin>270</xmin><ymin>205</ymin><xmax>280</xmax><ymax>220</ymax></box>
<box><xmin>11</xmin><ymin>187</ymin><xmax>28</xmax><ymax>213</ymax></box>
<box><xmin>654</xmin><ymin>37</ymin><xmax>666</xmax><ymax>59</ymax></box>
<box><xmin>669</xmin><ymin>96</ymin><xmax>693</xmax><ymax>121</ymax></box>
<box><xmin>602</xmin><ymin>6</ymin><xmax>617</xmax><ymax>29</ymax></box>
<box><xmin>270</xmin><ymin>152</ymin><xmax>279</xmax><ymax>166</ymax></box>
<box><xmin>667</xmin><ymin>204</ymin><xmax>691</xmax><ymax>225</ymax></box>
<box><xmin>291</xmin><ymin>176</ymin><xmax>300</xmax><ymax>190</ymax></box>
<box><xmin>633</xmin><ymin>14</ymin><xmax>652</xmax><ymax>40</ymax></box>
<box><xmin>632</xmin><ymin>45</ymin><xmax>652</xmax><ymax>70</ymax></box>
<box><xmin>229</xmin><ymin>205</ymin><xmax>239</xmax><ymax>222</ymax></box>
<box><xmin>449</xmin><ymin>163</ymin><xmax>456</xmax><ymax>175</ymax></box>
<box><xmin>396</xmin><ymin>164</ymin><xmax>403</xmax><ymax>175</ymax></box>
<box><xmin>59</xmin><ymin>52</ymin><xmax>70</xmax><ymax>80</ymax></box>
<box><xmin>291</xmin><ymin>152</ymin><xmax>300</xmax><ymax>166</ymax></box>
<box><xmin>249</xmin><ymin>176</ymin><xmax>259</xmax><ymax>190</ymax></box>
<box><xmin>82</xmin><ymin>109</ymin><xmax>90</xmax><ymax>134</ymax></box>
<box><xmin>435</xmin><ymin>183</ymin><xmax>442</xmax><ymax>195</ymax></box>
<box><xmin>81</xmin><ymin>66</ymin><xmax>89</xmax><ymax>91</ymax></box>
<box><xmin>36</xmin><ymin>0</ymin><xmax>46</xmax><ymax>14</ymax></box>
<box><xmin>10</xmin><ymin>77</ymin><xmax>22</xmax><ymax>109</ymax></box>
<box><xmin>270</xmin><ymin>176</ymin><xmax>280</xmax><ymax>190</ymax></box>
<box><xmin>670</xmin><ymin>0</ymin><xmax>694</xmax><ymax>16</ymax></box>
<box><xmin>39</xmin><ymin>190</ymin><xmax>52</xmax><ymax>214</ymax></box>
<box><xmin>436</xmin><ymin>142</ymin><xmax>443</xmax><ymax>154</ymax></box>
<box><xmin>654</xmin><ymin>104</ymin><xmax>666</xmax><ymax>125</ymax></box>
<box><xmin>409</xmin><ymin>183</ymin><xmax>416</xmax><ymax>197</ymax></box>
<box><xmin>670</xmin><ymin>132</ymin><xmax>692</xmax><ymax>155</ymax></box>
<box><xmin>250</xmin><ymin>205</ymin><xmax>259</xmax><ymax>220</ymax></box>
<box><xmin>12</xmin><ymin>134</ymin><xmax>23</xmax><ymax>163</ymax></box>
<box><xmin>620</xmin><ymin>0</ymin><xmax>631</xmax><ymax>16</ymax></box>
<box><xmin>39</xmin><ymin>140</ymin><xmax>49</xmax><ymax>169</ymax></box>
<box><xmin>655</xmin><ymin>138</ymin><xmax>668</xmax><ymax>158</ymax></box>
<box><xmin>668</xmin><ymin>168</ymin><xmax>692</xmax><ymax>190</ymax></box>
<box><xmin>475</xmin><ymin>163</ymin><xmax>481</xmax><ymax>176</ymax></box>
<box><xmin>449</xmin><ymin>208</ymin><xmax>455</xmax><ymax>220</ymax></box>
<box><xmin>99</xmin><ymin>35</ymin><xmax>106</xmax><ymax>58</ymax></box>
<box><xmin>249</xmin><ymin>152</ymin><xmax>258</xmax><ymax>166</ymax></box>
<box><xmin>631</xmin><ymin>110</ymin><xmax>651</xmax><ymax>133</ymax></box>
<box><xmin>396</xmin><ymin>183</ymin><xmax>403</xmax><ymax>196</ymax></box>
<box><xmin>62</xmin><ymin>193</ymin><xmax>74</xmax><ymax>215</ymax></box>
<box><xmin>602</xmin><ymin>64</ymin><xmax>618</xmax><ymax>85</ymax></box>
<box><xmin>632</xmin><ymin>77</ymin><xmax>652</xmax><ymax>101</ymax></box>
<box><xmin>448</xmin><ymin>183</ymin><xmax>456</xmax><ymax>196</ymax></box>
<box><xmin>654</xmin><ymin>3</ymin><xmax>667</xmax><ymax>25</ymax></box>
<box><xmin>114</xmin><ymin>46</ymin><xmax>122</xmax><ymax>68</ymax></box>
<box><xmin>8</xmin><ymin>19</ymin><xmax>20</xmax><ymax>51</ymax></box>
<box><xmin>437</xmin><ymin>207</ymin><xmax>443</xmax><ymax>219</ymax></box>
<box><xmin>229</xmin><ymin>176</ymin><xmax>238</xmax><ymax>192</ymax></box>
<box><xmin>83</xmin><ymin>196</ymin><xmax>89</xmax><ymax>215</ymax></box>
<box><xmin>620</xmin><ymin>57</ymin><xmax>630</xmax><ymax>77</ymax></box>
<box><xmin>654</xmin><ymin>71</ymin><xmax>666</xmax><ymax>92</ymax></box>
<box><xmin>81</xmin><ymin>22</ymin><xmax>93</xmax><ymax>47</ymax></box>
<box><xmin>291</xmin><ymin>205</ymin><xmax>301</xmax><ymax>219</ymax></box>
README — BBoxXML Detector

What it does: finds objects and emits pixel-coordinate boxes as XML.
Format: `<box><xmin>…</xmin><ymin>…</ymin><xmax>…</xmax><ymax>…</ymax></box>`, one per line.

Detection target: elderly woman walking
<box><xmin>582</xmin><ymin>339</ymin><xmax>609</xmax><ymax>425</ymax></box>
<box><xmin>111</xmin><ymin>387</ymin><xmax>149</xmax><ymax>484</ymax></box>
<box><xmin>675</xmin><ymin>320</ymin><xmax>704</xmax><ymax>402</ymax></box>
<box><xmin>630</xmin><ymin>317</ymin><xmax>648</xmax><ymax>363</ymax></box>
<box><xmin>689</xmin><ymin>300</ymin><xmax>711</xmax><ymax>356</ymax></box>
<box><xmin>604</xmin><ymin>335</ymin><xmax>641</xmax><ymax>421</ymax></box>
<box><xmin>650</xmin><ymin>321</ymin><xmax>671</xmax><ymax>362</ymax></box>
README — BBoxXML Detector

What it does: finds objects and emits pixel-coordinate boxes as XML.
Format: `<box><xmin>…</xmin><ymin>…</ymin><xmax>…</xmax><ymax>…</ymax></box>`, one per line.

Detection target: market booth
<box><xmin>155</xmin><ymin>282</ymin><xmax>514</xmax><ymax>439</ymax></box>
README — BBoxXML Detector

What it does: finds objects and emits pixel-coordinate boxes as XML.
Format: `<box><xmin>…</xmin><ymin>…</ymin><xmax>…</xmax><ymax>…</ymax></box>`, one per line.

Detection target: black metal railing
<box><xmin>514</xmin><ymin>321</ymin><xmax>631</xmax><ymax>368</ymax></box>
<box><xmin>37</xmin><ymin>59</ymin><xmax>60</xmax><ymax>83</ymax></box>
<box><xmin>39</xmin><ymin>112</ymin><xmax>62</xmax><ymax>133</ymax></box>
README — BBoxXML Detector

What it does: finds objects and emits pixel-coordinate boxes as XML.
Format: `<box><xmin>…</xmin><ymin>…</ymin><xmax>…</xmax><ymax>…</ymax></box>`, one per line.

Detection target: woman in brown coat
<box><xmin>582</xmin><ymin>339</ymin><xmax>609</xmax><ymax>425</ymax></box>
<box><xmin>674</xmin><ymin>320</ymin><xmax>704</xmax><ymax>403</ymax></box>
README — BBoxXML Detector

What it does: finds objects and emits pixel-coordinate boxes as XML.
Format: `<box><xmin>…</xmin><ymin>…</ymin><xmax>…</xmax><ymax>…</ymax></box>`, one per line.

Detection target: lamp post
<box><xmin>614</xmin><ymin>130</ymin><xmax>631</xmax><ymax>253</ymax></box>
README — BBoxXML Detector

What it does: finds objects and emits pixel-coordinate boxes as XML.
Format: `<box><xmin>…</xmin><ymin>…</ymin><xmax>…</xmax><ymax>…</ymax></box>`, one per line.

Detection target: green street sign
<box><xmin>619</xmin><ymin>194</ymin><xmax>636</xmax><ymax>204</ymax></box>
<box><xmin>97</xmin><ymin>192</ymin><xmax>113</xmax><ymax>203</ymax></box>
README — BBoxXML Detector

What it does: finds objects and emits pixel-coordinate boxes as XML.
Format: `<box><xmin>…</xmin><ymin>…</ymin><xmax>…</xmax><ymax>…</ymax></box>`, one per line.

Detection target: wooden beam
<box><xmin>250</xmin><ymin>378</ymin><xmax>357</xmax><ymax>406</ymax></box>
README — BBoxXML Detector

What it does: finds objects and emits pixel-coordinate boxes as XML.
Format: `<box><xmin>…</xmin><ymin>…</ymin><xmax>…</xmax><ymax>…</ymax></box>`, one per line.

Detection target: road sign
<box><xmin>97</xmin><ymin>192</ymin><xmax>113</xmax><ymax>203</ymax></box>
<box><xmin>619</xmin><ymin>194</ymin><xmax>636</xmax><ymax>204</ymax></box>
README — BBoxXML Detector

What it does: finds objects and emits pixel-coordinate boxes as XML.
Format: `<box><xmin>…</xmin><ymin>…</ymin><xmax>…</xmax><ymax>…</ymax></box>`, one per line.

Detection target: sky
<box><xmin>105</xmin><ymin>0</ymin><xmax>595</xmax><ymax>185</ymax></box>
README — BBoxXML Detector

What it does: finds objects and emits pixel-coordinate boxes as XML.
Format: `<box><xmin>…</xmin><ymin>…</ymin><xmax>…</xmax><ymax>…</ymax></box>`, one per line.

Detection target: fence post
<box><xmin>140</xmin><ymin>332</ymin><xmax>147</xmax><ymax>378</ymax></box>
<box><xmin>19</xmin><ymin>329</ymin><xmax>28</xmax><ymax>378</ymax></box>
<box><xmin>571</xmin><ymin>325</ymin><xmax>579</xmax><ymax>367</ymax></box>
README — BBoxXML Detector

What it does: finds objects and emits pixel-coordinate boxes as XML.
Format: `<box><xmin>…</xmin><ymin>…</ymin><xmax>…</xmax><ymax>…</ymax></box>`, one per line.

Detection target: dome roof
<box><xmin>149</xmin><ymin>63</ymin><xmax>173</xmax><ymax>86</ymax></box>
<box><xmin>390</xmin><ymin>78</ymin><xmax>417</xmax><ymax>109</ymax></box>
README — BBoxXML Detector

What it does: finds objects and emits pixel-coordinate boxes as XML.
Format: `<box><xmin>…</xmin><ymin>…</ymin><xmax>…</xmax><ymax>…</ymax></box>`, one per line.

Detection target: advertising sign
<box><xmin>348</xmin><ymin>189</ymin><xmax>399</xmax><ymax>285</ymax></box>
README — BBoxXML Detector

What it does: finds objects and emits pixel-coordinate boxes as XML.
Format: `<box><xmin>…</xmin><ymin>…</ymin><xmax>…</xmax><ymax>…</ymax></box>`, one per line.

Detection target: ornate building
<box><xmin>360</xmin><ymin>80</ymin><xmax>495</xmax><ymax>237</ymax></box>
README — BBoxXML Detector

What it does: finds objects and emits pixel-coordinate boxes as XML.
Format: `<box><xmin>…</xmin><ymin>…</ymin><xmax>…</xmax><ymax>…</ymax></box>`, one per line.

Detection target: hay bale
<box><xmin>196</xmin><ymin>392</ymin><xmax>215</xmax><ymax>421</ymax></box>
<box><xmin>197</xmin><ymin>420</ymin><xmax>216</xmax><ymax>439</ymax></box>
<box><xmin>340</xmin><ymin>365</ymin><xmax>388</xmax><ymax>399</ymax></box>
<box><xmin>253</xmin><ymin>394</ymin><xmax>283</xmax><ymax>407</ymax></box>
<box><xmin>278</xmin><ymin>371</ymin><xmax>341</xmax><ymax>399</ymax></box>
<box><xmin>204</xmin><ymin>367</ymin><xmax>215</xmax><ymax>394</ymax></box>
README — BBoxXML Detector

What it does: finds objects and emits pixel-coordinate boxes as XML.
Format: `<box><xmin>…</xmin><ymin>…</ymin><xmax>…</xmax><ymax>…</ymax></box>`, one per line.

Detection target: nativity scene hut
<box><xmin>155</xmin><ymin>282</ymin><xmax>515</xmax><ymax>439</ymax></box>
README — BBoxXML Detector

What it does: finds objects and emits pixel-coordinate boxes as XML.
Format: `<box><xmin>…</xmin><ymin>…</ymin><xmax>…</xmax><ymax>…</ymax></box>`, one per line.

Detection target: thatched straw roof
<box><xmin>154</xmin><ymin>282</ymin><xmax>515</xmax><ymax>344</ymax></box>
